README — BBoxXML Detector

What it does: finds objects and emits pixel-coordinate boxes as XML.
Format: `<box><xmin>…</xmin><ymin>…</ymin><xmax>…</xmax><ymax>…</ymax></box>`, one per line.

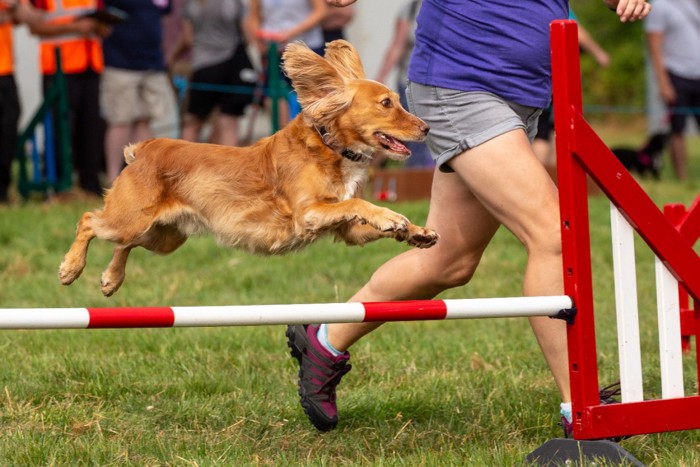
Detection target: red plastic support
<box><xmin>551</xmin><ymin>19</ymin><xmax>601</xmax><ymax>438</ymax></box>
<box><xmin>664</xmin><ymin>201</ymin><xmax>699</xmax><ymax>353</ymax></box>
<box><xmin>552</xmin><ymin>19</ymin><xmax>700</xmax><ymax>440</ymax></box>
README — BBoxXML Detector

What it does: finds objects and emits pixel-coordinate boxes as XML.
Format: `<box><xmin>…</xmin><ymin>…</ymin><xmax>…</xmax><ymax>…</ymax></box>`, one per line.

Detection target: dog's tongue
<box><xmin>376</xmin><ymin>133</ymin><xmax>411</xmax><ymax>155</ymax></box>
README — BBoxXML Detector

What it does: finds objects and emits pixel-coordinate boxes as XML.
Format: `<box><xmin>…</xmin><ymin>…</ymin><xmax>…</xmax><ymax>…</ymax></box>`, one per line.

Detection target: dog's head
<box><xmin>283</xmin><ymin>40</ymin><xmax>429</xmax><ymax>162</ymax></box>
<box><xmin>643</xmin><ymin>132</ymin><xmax>668</xmax><ymax>156</ymax></box>
<box><xmin>639</xmin><ymin>132</ymin><xmax>668</xmax><ymax>178</ymax></box>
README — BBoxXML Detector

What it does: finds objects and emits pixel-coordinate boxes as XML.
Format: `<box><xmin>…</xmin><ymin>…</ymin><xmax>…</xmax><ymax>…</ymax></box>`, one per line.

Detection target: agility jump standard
<box><xmin>549</xmin><ymin>18</ymin><xmax>700</xmax><ymax>446</ymax></box>
<box><xmin>0</xmin><ymin>296</ymin><xmax>573</xmax><ymax>329</ymax></box>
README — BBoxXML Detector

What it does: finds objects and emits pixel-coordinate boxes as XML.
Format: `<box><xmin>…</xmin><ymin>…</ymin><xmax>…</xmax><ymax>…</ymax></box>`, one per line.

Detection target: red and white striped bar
<box><xmin>0</xmin><ymin>295</ymin><xmax>572</xmax><ymax>329</ymax></box>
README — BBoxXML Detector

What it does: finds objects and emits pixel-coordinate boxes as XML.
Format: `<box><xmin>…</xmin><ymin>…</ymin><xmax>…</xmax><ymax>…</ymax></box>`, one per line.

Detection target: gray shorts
<box><xmin>100</xmin><ymin>68</ymin><xmax>174</xmax><ymax>125</ymax></box>
<box><xmin>406</xmin><ymin>82</ymin><xmax>542</xmax><ymax>172</ymax></box>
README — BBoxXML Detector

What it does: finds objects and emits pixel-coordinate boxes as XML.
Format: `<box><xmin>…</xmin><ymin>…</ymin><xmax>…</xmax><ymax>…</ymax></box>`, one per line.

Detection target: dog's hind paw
<box><xmin>406</xmin><ymin>226</ymin><xmax>439</xmax><ymax>249</ymax></box>
<box><xmin>58</xmin><ymin>259</ymin><xmax>84</xmax><ymax>285</ymax></box>
<box><xmin>100</xmin><ymin>270</ymin><xmax>124</xmax><ymax>297</ymax></box>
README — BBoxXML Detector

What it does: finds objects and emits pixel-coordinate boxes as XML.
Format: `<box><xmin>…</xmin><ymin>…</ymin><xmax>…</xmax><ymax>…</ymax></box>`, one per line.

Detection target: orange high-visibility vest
<box><xmin>38</xmin><ymin>0</ymin><xmax>103</xmax><ymax>75</ymax></box>
<box><xmin>0</xmin><ymin>9</ymin><xmax>13</xmax><ymax>76</ymax></box>
<box><xmin>0</xmin><ymin>23</ymin><xmax>12</xmax><ymax>76</ymax></box>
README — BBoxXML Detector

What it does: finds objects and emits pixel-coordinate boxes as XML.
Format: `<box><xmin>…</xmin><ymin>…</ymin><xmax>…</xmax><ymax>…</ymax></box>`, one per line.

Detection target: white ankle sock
<box><xmin>317</xmin><ymin>323</ymin><xmax>342</xmax><ymax>356</ymax></box>
<box><xmin>560</xmin><ymin>402</ymin><xmax>572</xmax><ymax>423</ymax></box>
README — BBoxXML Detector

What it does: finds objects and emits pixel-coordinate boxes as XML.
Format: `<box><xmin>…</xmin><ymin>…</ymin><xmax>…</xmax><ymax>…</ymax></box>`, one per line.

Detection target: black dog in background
<box><xmin>611</xmin><ymin>132</ymin><xmax>668</xmax><ymax>179</ymax></box>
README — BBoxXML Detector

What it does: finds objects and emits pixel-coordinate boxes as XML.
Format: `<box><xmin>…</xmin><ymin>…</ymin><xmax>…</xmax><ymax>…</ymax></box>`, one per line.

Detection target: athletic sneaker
<box><xmin>286</xmin><ymin>324</ymin><xmax>352</xmax><ymax>431</ymax></box>
<box><xmin>561</xmin><ymin>381</ymin><xmax>623</xmax><ymax>439</ymax></box>
<box><xmin>561</xmin><ymin>416</ymin><xmax>574</xmax><ymax>438</ymax></box>
<box><xmin>598</xmin><ymin>381</ymin><xmax>622</xmax><ymax>405</ymax></box>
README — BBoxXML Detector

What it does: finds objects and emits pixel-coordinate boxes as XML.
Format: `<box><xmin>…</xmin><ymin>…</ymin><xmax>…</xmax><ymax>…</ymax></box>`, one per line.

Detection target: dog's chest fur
<box><xmin>340</xmin><ymin>159</ymin><xmax>370</xmax><ymax>200</ymax></box>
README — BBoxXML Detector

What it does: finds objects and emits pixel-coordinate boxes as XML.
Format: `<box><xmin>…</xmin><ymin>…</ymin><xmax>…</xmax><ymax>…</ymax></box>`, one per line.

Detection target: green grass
<box><xmin>0</xmin><ymin>129</ymin><xmax>699</xmax><ymax>465</ymax></box>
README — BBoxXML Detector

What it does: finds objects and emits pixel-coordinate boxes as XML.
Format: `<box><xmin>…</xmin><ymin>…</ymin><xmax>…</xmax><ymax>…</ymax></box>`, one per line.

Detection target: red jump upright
<box><xmin>551</xmin><ymin>20</ymin><xmax>700</xmax><ymax>441</ymax></box>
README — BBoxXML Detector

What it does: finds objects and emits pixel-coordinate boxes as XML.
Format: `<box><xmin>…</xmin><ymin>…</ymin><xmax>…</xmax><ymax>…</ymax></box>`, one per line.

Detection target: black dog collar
<box><xmin>315</xmin><ymin>126</ymin><xmax>368</xmax><ymax>162</ymax></box>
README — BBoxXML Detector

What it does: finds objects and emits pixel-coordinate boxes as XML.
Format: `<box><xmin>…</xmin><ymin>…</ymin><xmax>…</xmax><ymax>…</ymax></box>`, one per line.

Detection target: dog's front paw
<box><xmin>406</xmin><ymin>226</ymin><xmax>439</xmax><ymax>248</ymax></box>
<box><xmin>372</xmin><ymin>208</ymin><xmax>409</xmax><ymax>233</ymax></box>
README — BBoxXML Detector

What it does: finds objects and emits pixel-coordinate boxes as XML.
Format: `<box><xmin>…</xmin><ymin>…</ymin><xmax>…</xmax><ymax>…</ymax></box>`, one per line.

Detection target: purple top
<box><xmin>408</xmin><ymin>0</ymin><xmax>569</xmax><ymax>108</ymax></box>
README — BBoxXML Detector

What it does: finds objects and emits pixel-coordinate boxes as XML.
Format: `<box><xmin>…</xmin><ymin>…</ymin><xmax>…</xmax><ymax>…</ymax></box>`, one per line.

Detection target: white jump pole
<box><xmin>0</xmin><ymin>295</ymin><xmax>574</xmax><ymax>330</ymax></box>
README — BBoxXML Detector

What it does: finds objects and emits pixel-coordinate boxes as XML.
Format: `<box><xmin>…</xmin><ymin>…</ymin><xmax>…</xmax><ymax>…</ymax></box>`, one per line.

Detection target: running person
<box><xmin>287</xmin><ymin>0</ymin><xmax>651</xmax><ymax>433</ymax></box>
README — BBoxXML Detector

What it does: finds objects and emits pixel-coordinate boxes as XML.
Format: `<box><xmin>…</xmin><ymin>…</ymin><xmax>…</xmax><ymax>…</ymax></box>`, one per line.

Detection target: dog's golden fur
<box><xmin>59</xmin><ymin>40</ymin><xmax>438</xmax><ymax>296</ymax></box>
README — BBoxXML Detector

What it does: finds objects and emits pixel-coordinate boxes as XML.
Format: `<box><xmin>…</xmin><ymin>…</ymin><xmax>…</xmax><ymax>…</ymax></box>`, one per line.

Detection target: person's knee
<box><xmin>525</xmin><ymin>220</ymin><xmax>562</xmax><ymax>259</ymax></box>
<box><xmin>433</xmin><ymin>254</ymin><xmax>481</xmax><ymax>289</ymax></box>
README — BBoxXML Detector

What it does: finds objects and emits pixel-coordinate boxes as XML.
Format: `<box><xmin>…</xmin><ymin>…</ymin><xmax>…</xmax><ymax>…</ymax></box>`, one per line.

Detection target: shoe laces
<box><xmin>599</xmin><ymin>381</ymin><xmax>621</xmax><ymax>404</ymax></box>
<box><xmin>315</xmin><ymin>361</ymin><xmax>352</xmax><ymax>401</ymax></box>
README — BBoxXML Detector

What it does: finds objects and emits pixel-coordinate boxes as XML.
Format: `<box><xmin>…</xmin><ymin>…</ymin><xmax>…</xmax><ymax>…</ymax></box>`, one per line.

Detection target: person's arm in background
<box><xmin>28</xmin><ymin>0</ymin><xmax>110</xmax><ymax>39</ymax></box>
<box><xmin>603</xmin><ymin>0</ymin><xmax>651</xmax><ymax>22</ymax></box>
<box><xmin>321</xmin><ymin>4</ymin><xmax>353</xmax><ymax>32</ymax></box>
<box><xmin>0</xmin><ymin>0</ymin><xmax>43</xmax><ymax>26</ymax></box>
<box><xmin>646</xmin><ymin>30</ymin><xmax>675</xmax><ymax>104</ymax></box>
<box><xmin>577</xmin><ymin>23</ymin><xmax>610</xmax><ymax>68</ymax></box>
<box><xmin>374</xmin><ymin>14</ymin><xmax>410</xmax><ymax>83</ymax></box>
<box><xmin>244</xmin><ymin>0</ymin><xmax>265</xmax><ymax>54</ymax></box>
<box><xmin>275</xmin><ymin>0</ymin><xmax>326</xmax><ymax>43</ymax></box>
<box><xmin>166</xmin><ymin>17</ymin><xmax>193</xmax><ymax>67</ymax></box>
<box><xmin>0</xmin><ymin>0</ymin><xmax>17</xmax><ymax>24</ymax></box>
<box><xmin>324</xmin><ymin>0</ymin><xmax>355</xmax><ymax>6</ymax></box>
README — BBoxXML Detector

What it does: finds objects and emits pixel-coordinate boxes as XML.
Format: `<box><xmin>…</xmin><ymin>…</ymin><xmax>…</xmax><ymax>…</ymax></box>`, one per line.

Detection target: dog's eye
<box><xmin>381</xmin><ymin>98</ymin><xmax>392</xmax><ymax>108</ymax></box>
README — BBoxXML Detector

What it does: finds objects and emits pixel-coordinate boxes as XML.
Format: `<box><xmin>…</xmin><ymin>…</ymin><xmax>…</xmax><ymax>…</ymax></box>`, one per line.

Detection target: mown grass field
<box><xmin>0</xmin><ymin>127</ymin><xmax>698</xmax><ymax>465</ymax></box>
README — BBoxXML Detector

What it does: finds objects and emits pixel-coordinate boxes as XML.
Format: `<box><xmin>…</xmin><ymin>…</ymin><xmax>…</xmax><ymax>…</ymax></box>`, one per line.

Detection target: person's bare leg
<box><xmin>105</xmin><ymin>124</ymin><xmax>130</xmax><ymax>185</ymax></box>
<box><xmin>669</xmin><ymin>133</ymin><xmax>688</xmax><ymax>180</ymax></box>
<box><xmin>133</xmin><ymin>119</ymin><xmax>153</xmax><ymax>143</ymax></box>
<box><xmin>278</xmin><ymin>99</ymin><xmax>290</xmax><ymax>129</ymax></box>
<box><xmin>105</xmin><ymin>119</ymin><xmax>154</xmax><ymax>186</ymax></box>
<box><xmin>532</xmin><ymin>136</ymin><xmax>558</xmax><ymax>183</ymax></box>
<box><xmin>328</xmin><ymin>129</ymin><xmax>570</xmax><ymax>402</ymax></box>
<box><xmin>450</xmin><ymin>130</ymin><xmax>569</xmax><ymax>401</ymax></box>
<box><xmin>327</xmin><ymin>167</ymin><xmax>501</xmax><ymax>350</ymax></box>
<box><xmin>211</xmin><ymin>113</ymin><xmax>239</xmax><ymax>146</ymax></box>
<box><xmin>532</xmin><ymin>138</ymin><xmax>552</xmax><ymax>165</ymax></box>
<box><xmin>180</xmin><ymin>114</ymin><xmax>203</xmax><ymax>142</ymax></box>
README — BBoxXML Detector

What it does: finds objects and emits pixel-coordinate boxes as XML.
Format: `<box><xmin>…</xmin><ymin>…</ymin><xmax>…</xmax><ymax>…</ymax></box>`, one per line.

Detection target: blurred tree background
<box><xmin>573</xmin><ymin>1</ymin><xmax>649</xmax><ymax>121</ymax></box>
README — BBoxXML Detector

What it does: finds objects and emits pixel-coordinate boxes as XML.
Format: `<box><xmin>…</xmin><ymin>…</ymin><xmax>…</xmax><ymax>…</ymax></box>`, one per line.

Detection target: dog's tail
<box><xmin>124</xmin><ymin>140</ymin><xmax>159</xmax><ymax>165</ymax></box>
<box><xmin>123</xmin><ymin>142</ymin><xmax>141</xmax><ymax>165</ymax></box>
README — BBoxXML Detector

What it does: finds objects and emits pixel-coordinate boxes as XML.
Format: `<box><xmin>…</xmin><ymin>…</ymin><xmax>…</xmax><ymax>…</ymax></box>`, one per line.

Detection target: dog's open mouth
<box><xmin>374</xmin><ymin>132</ymin><xmax>411</xmax><ymax>155</ymax></box>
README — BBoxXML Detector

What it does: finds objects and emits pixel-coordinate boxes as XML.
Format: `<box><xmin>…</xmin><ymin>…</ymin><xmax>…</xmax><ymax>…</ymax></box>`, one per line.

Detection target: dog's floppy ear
<box><xmin>283</xmin><ymin>42</ymin><xmax>349</xmax><ymax>120</ymax></box>
<box><xmin>323</xmin><ymin>39</ymin><xmax>365</xmax><ymax>80</ymax></box>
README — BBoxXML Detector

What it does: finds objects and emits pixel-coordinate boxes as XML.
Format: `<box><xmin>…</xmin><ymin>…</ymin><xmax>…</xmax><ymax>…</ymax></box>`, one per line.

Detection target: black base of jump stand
<box><xmin>526</xmin><ymin>438</ymin><xmax>645</xmax><ymax>466</ymax></box>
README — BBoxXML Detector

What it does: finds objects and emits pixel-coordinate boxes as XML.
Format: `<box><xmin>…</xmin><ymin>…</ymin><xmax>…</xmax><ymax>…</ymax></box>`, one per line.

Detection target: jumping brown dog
<box><xmin>58</xmin><ymin>40</ymin><xmax>438</xmax><ymax>296</ymax></box>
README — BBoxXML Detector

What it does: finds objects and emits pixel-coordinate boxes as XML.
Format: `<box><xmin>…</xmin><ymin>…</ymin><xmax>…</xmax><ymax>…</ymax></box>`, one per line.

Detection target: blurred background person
<box><xmin>162</xmin><ymin>0</ymin><xmax>190</xmax><ymax>77</ymax></box>
<box><xmin>532</xmin><ymin>12</ymin><xmax>610</xmax><ymax>181</ymax></box>
<box><xmin>645</xmin><ymin>0</ymin><xmax>700</xmax><ymax>181</ymax></box>
<box><xmin>245</xmin><ymin>0</ymin><xmax>326</xmax><ymax>127</ymax></box>
<box><xmin>101</xmin><ymin>0</ymin><xmax>174</xmax><ymax>185</ymax></box>
<box><xmin>374</xmin><ymin>0</ymin><xmax>431</xmax><ymax>169</ymax></box>
<box><xmin>321</xmin><ymin>2</ymin><xmax>353</xmax><ymax>43</ymax></box>
<box><xmin>168</xmin><ymin>0</ymin><xmax>255</xmax><ymax>146</ymax></box>
<box><xmin>0</xmin><ymin>0</ymin><xmax>43</xmax><ymax>203</ymax></box>
<box><xmin>29</xmin><ymin>0</ymin><xmax>111</xmax><ymax>198</ymax></box>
